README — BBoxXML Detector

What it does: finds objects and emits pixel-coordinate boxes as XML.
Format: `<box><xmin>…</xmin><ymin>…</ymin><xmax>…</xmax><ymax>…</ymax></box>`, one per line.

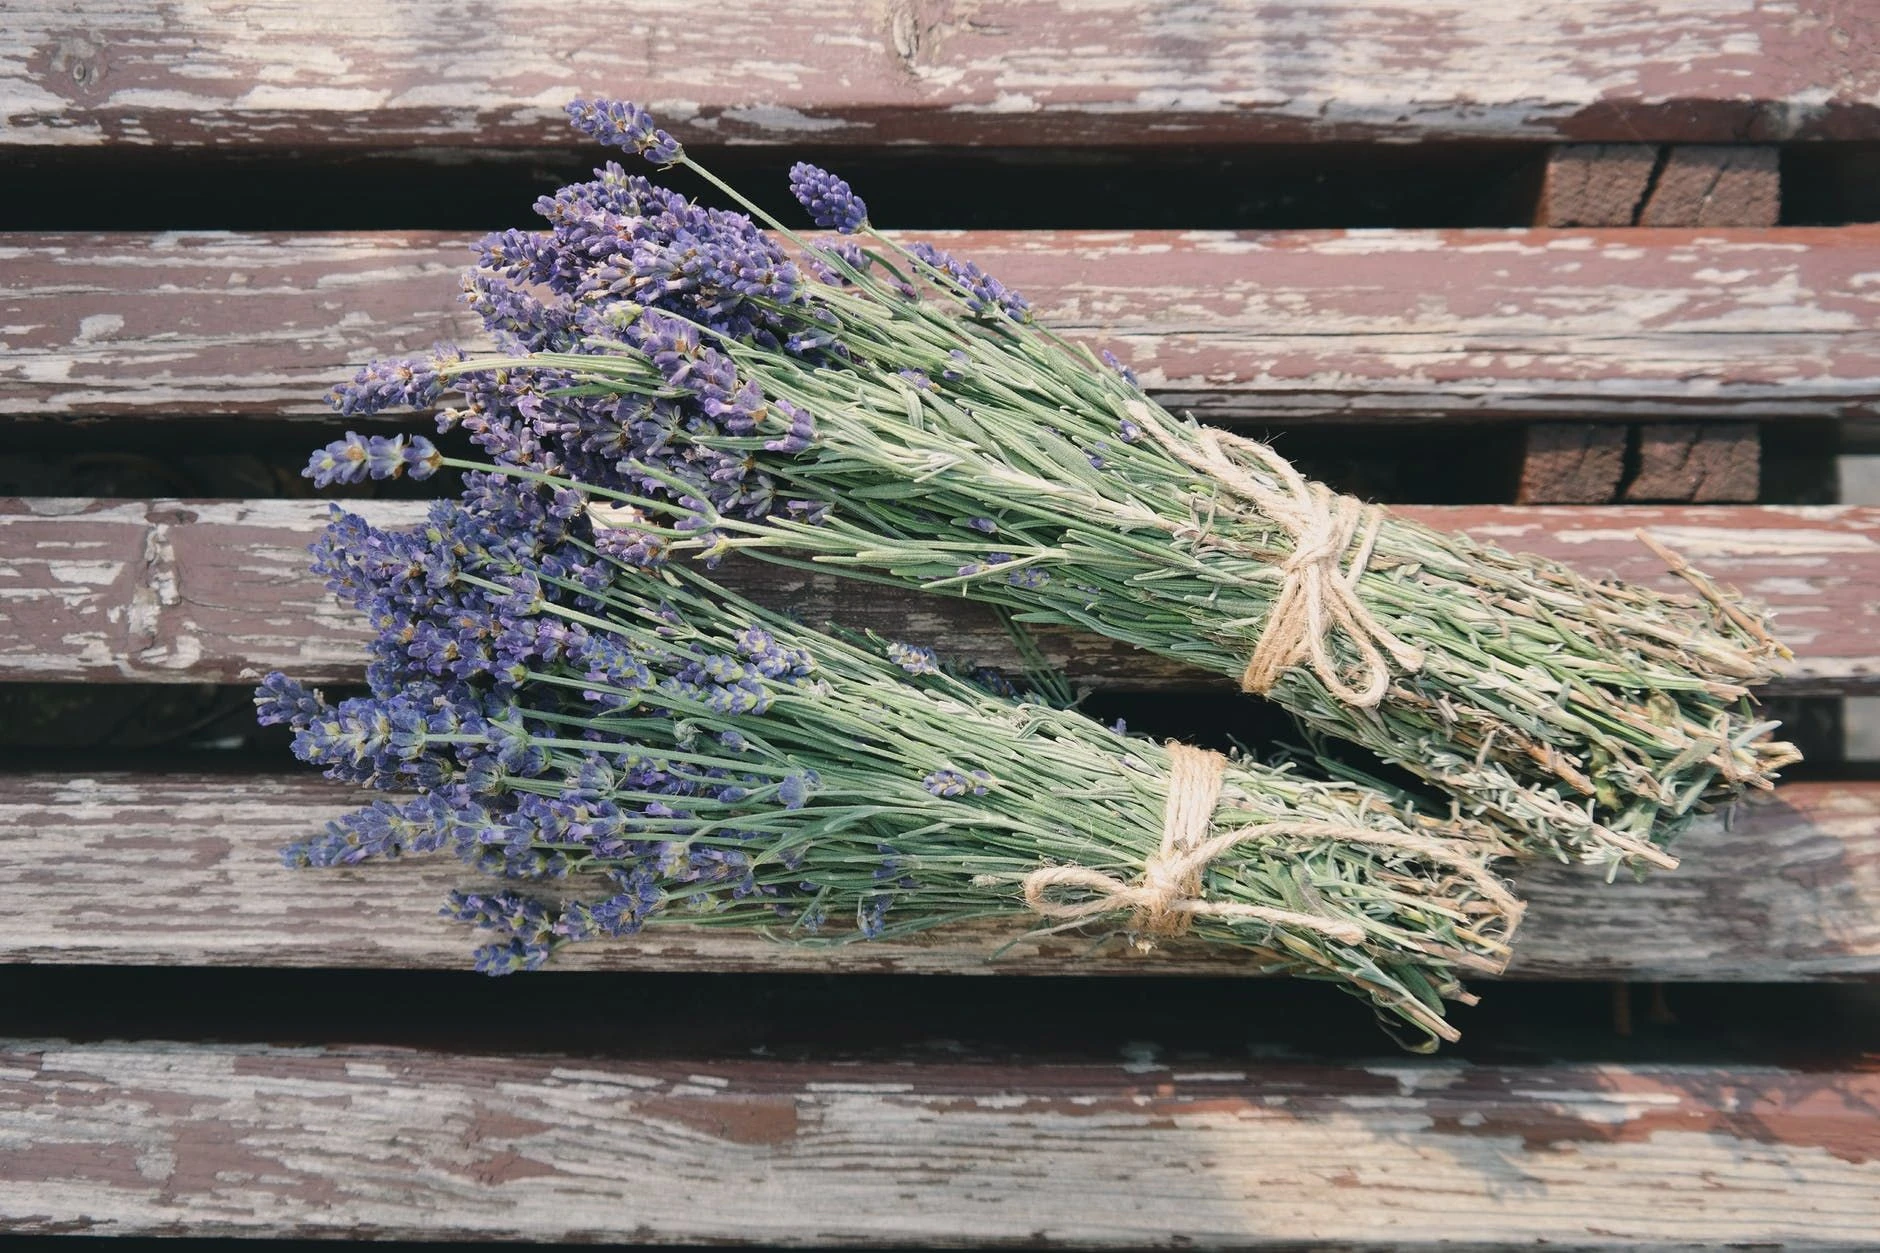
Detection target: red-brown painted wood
<box><xmin>2</xmin><ymin>498</ymin><xmax>1869</xmax><ymax>693</ymax></box>
<box><xmin>7</xmin><ymin>228</ymin><xmax>1880</xmax><ymax>424</ymax></box>
<box><xmin>3</xmin><ymin>1040</ymin><xmax>1875</xmax><ymax>1243</ymax></box>
<box><xmin>1</xmin><ymin>773</ymin><xmax>1869</xmax><ymax>980</ymax></box>
<box><xmin>7</xmin><ymin>1</ymin><xmax>1880</xmax><ymax>148</ymax></box>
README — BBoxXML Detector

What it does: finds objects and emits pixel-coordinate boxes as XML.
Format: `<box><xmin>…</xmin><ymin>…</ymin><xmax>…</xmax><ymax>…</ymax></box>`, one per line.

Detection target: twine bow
<box><xmin>1019</xmin><ymin>743</ymin><xmax>1369</xmax><ymax>946</ymax></box>
<box><xmin>1130</xmin><ymin>401</ymin><xmax>1424</xmax><ymax>708</ymax></box>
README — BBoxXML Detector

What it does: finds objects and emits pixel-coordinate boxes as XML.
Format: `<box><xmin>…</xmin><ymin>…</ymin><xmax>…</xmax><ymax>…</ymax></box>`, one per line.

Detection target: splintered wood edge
<box><xmin>1</xmin><ymin>1040</ymin><xmax>1875</xmax><ymax>1243</ymax></box>
<box><xmin>1</xmin><ymin>774</ymin><xmax>1873</xmax><ymax>980</ymax></box>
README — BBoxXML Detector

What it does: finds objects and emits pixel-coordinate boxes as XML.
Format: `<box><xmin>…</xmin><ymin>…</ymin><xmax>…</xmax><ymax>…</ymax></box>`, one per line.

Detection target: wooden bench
<box><xmin>4</xmin><ymin>3</ymin><xmax>1879</xmax><ymax>1244</ymax></box>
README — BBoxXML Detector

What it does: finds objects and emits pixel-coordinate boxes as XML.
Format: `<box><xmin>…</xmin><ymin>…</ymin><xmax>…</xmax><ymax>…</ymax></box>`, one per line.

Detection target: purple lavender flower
<box><xmin>788</xmin><ymin>162</ymin><xmax>868</xmax><ymax>233</ymax></box>
<box><xmin>303</xmin><ymin>432</ymin><xmax>442</xmax><ymax>486</ymax></box>
<box><xmin>254</xmin><ymin>672</ymin><xmax>325</xmax><ymax>727</ymax></box>
<box><xmin>886</xmin><ymin>641</ymin><xmax>941</xmax><ymax>676</ymax></box>
<box><xmin>1101</xmin><ymin>349</ymin><xmax>1141</xmax><ymax>388</ymax></box>
<box><xmin>326</xmin><ymin>353</ymin><xmax>454</xmax><ymax>416</ymax></box>
<box><xmin>907</xmin><ymin>241</ymin><xmax>1032</xmax><ymax>321</ymax></box>
<box><xmin>777</xmin><ymin>771</ymin><xmax>816</xmax><ymax>810</ymax></box>
<box><xmin>566</xmin><ymin>98</ymin><xmax>684</xmax><ymax>165</ymax></box>
<box><xmin>921</xmin><ymin>768</ymin><xmax>990</xmax><ymax>797</ymax></box>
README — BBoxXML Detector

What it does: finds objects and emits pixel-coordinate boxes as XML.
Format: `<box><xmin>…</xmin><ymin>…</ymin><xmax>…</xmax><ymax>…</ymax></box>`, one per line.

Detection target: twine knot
<box><xmin>1131</xmin><ymin>402</ymin><xmax>1424</xmax><ymax>708</ymax></box>
<box><xmin>1019</xmin><ymin>743</ymin><xmax>1368</xmax><ymax>949</ymax></box>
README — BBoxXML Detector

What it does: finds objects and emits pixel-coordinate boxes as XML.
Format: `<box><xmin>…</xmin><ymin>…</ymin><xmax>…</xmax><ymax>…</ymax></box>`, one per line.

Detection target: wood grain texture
<box><xmin>1624</xmin><ymin>423</ymin><xmax>1761</xmax><ymax>503</ymax></box>
<box><xmin>1537</xmin><ymin>145</ymin><xmax>1659</xmax><ymax>227</ymax></box>
<box><xmin>1639</xmin><ymin>146</ymin><xmax>1783</xmax><ymax>228</ymax></box>
<box><xmin>3</xmin><ymin>497</ymin><xmax>1875</xmax><ymax>694</ymax></box>
<box><xmin>9</xmin><ymin>227</ymin><xmax>1880</xmax><ymax>424</ymax></box>
<box><xmin>1</xmin><ymin>773</ymin><xmax>1872</xmax><ymax>980</ymax></box>
<box><xmin>6</xmin><ymin>1</ymin><xmax>1880</xmax><ymax>149</ymax></box>
<box><xmin>1517</xmin><ymin>424</ymin><xmax>1626</xmax><ymax>503</ymax></box>
<box><xmin>3</xmin><ymin>1039</ymin><xmax>1876</xmax><ymax>1245</ymax></box>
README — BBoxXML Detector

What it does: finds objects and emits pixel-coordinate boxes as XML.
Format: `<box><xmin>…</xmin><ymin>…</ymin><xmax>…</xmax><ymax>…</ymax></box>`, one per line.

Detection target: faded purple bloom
<box><xmin>788</xmin><ymin>162</ymin><xmax>868</xmax><ymax>233</ymax></box>
<box><xmin>886</xmin><ymin>641</ymin><xmax>941</xmax><ymax>676</ymax></box>
<box><xmin>566</xmin><ymin>98</ymin><xmax>684</xmax><ymax>164</ymax></box>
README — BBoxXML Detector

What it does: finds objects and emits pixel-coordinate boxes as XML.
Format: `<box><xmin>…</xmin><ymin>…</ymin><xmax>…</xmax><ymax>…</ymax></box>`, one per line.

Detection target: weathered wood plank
<box><xmin>7</xmin><ymin>228</ymin><xmax>1880</xmax><ymax>424</ymax></box>
<box><xmin>7</xmin><ymin>1</ymin><xmax>1880</xmax><ymax>149</ymax></box>
<box><xmin>2</xmin><ymin>498</ymin><xmax>1873</xmax><ymax>694</ymax></box>
<box><xmin>1</xmin><ymin>773</ymin><xmax>1871</xmax><ymax>980</ymax></box>
<box><xmin>3</xmin><ymin>1040</ymin><xmax>1875</xmax><ymax>1244</ymax></box>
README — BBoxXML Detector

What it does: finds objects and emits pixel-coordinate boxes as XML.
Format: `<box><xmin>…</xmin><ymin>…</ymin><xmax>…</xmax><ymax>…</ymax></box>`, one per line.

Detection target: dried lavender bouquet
<box><xmin>323</xmin><ymin>98</ymin><xmax>1797</xmax><ymax>872</ymax></box>
<box><xmin>259</xmin><ymin>474</ymin><xmax>1520</xmax><ymax>1046</ymax></box>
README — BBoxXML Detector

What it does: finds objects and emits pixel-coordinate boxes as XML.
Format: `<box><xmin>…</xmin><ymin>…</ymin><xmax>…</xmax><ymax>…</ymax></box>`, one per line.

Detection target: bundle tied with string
<box><xmin>1011</xmin><ymin>742</ymin><xmax>1523</xmax><ymax>1043</ymax></box>
<box><xmin>1134</xmin><ymin>402</ymin><xmax>1426</xmax><ymax>708</ymax></box>
<box><xmin>316</xmin><ymin>94</ymin><xmax>1799</xmax><ymax>876</ymax></box>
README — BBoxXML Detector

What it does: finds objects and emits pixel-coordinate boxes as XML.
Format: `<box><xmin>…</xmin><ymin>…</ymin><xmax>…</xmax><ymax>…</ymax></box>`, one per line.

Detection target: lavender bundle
<box><xmin>259</xmin><ymin>477</ymin><xmax>1519</xmax><ymax>1045</ymax></box>
<box><xmin>319</xmin><ymin>98</ymin><xmax>1798</xmax><ymax>873</ymax></box>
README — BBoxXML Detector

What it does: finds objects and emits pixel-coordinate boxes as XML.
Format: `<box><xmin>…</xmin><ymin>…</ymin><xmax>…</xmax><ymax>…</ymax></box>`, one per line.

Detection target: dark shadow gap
<box><xmin>3</xmin><ymin>143</ymin><xmax>1546</xmax><ymax>232</ymax></box>
<box><xmin>1</xmin><ymin>965</ymin><xmax>1874</xmax><ymax>1068</ymax></box>
<box><xmin>0</xmin><ymin>686</ymin><xmax>1847</xmax><ymax>779</ymax></box>
<box><xmin>1781</xmin><ymin>142</ymin><xmax>1880</xmax><ymax>225</ymax></box>
<box><xmin>0</xmin><ymin>418</ymin><xmax>1527</xmax><ymax>504</ymax></box>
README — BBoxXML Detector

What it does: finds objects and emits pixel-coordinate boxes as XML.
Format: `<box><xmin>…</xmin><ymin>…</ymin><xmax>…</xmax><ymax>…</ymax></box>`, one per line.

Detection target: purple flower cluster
<box><xmin>260</xmin><ymin>478</ymin><xmax>968</xmax><ymax>970</ymax></box>
<box><xmin>907</xmin><ymin>241</ymin><xmax>1033</xmax><ymax>322</ymax></box>
<box><xmin>315</xmin><ymin>100</ymin><xmax>1045</xmax><ymax>554</ymax></box>
<box><xmin>788</xmin><ymin>162</ymin><xmax>868</xmax><ymax>233</ymax></box>
<box><xmin>565</xmin><ymin>98</ymin><xmax>684</xmax><ymax>165</ymax></box>
<box><xmin>304</xmin><ymin>432</ymin><xmax>443</xmax><ymax>488</ymax></box>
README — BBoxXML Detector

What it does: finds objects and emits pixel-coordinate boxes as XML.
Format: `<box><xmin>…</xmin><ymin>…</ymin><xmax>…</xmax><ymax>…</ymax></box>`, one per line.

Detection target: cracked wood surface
<box><xmin>8</xmin><ymin>228</ymin><xmax>1880</xmax><ymax>424</ymax></box>
<box><xmin>0</xmin><ymin>773</ymin><xmax>1873</xmax><ymax>980</ymax></box>
<box><xmin>6</xmin><ymin>1</ymin><xmax>1880</xmax><ymax>149</ymax></box>
<box><xmin>2</xmin><ymin>498</ymin><xmax>1874</xmax><ymax>694</ymax></box>
<box><xmin>2</xmin><ymin>1040</ymin><xmax>1875</xmax><ymax>1244</ymax></box>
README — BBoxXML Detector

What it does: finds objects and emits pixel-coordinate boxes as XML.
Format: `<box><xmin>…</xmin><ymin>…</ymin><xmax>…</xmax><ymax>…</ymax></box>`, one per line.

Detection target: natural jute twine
<box><xmin>1019</xmin><ymin>743</ymin><xmax>1367</xmax><ymax>946</ymax></box>
<box><xmin>1129</xmin><ymin>401</ymin><xmax>1425</xmax><ymax>708</ymax></box>
<box><xmin>1017</xmin><ymin>743</ymin><xmax>1524</xmax><ymax>951</ymax></box>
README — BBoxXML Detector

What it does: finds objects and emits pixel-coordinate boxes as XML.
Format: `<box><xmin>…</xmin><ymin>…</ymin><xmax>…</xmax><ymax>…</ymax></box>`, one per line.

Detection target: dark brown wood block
<box><xmin>0</xmin><ymin>499</ymin><xmax>1872</xmax><ymax>694</ymax></box>
<box><xmin>0</xmin><ymin>773</ymin><xmax>1868</xmax><ymax>980</ymax></box>
<box><xmin>9</xmin><ymin>228</ymin><xmax>1880</xmax><ymax>424</ymax></box>
<box><xmin>1517</xmin><ymin>423</ymin><xmax>1627</xmax><ymax>501</ymax></box>
<box><xmin>2</xmin><ymin>1040</ymin><xmax>1875</xmax><ymax>1243</ymax></box>
<box><xmin>8</xmin><ymin>2</ymin><xmax>1880</xmax><ymax>148</ymax></box>
<box><xmin>1625</xmin><ymin>422</ymin><xmax>1762</xmax><ymax>503</ymax></box>
<box><xmin>1537</xmin><ymin>144</ymin><xmax>1659</xmax><ymax>226</ymax></box>
<box><xmin>1640</xmin><ymin>146</ymin><xmax>1782</xmax><ymax>228</ymax></box>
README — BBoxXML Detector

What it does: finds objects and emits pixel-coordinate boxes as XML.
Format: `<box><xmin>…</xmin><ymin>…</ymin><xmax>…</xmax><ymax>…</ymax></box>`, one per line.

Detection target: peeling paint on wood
<box><xmin>0</xmin><ymin>1039</ymin><xmax>1875</xmax><ymax>1243</ymax></box>
<box><xmin>2</xmin><ymin>498</ymin><xmax>1874</xmax><ymax>694</ymax></box>
<box><xmin>5</xmin><ymin>2</ymin><xmax>1880</xmax><ymax>148</ymax></box>
<box><xmin>0</xmin><ymin>773</ymin><xmax>1871</xmax><ymax>980</ymax></box>
<box><xmin>8</xmin><ymin>227</ymin><xmax>1880</xmax><ymax>423</ymax></box>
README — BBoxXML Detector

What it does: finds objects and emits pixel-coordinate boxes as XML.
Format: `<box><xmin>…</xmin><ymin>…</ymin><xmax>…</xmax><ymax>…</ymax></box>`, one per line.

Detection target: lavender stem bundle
<box><xmin>315</xmin><ymin>97</ymin><xmax>1798</xmax><ymax>874</ymax></box>
<box><xmin>260</xmin><ymin>480</ymin><xmax>1519</xmax><ymax>1045</ymax></box>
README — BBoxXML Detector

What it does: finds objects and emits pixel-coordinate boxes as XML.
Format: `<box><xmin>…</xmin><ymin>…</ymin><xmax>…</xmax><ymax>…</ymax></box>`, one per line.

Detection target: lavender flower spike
<box><xmin>303</xmin><ymin>432</ymin><xmax>442</xmax><ymax>486</ymax></box>
<box><xmin>788</xmin><ymin>162</ymin><xmax>868</xmax><ymax>233</ymax></box>
<box><xmin>566</xmin><ymin>98</ymin><xmax>684</xmax><ymax>165</ymax></box>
